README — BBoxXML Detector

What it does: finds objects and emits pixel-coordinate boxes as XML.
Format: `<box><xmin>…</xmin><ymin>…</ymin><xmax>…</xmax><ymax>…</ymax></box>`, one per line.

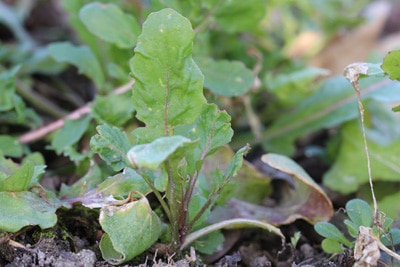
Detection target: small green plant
<box><xmin>87</xmin><ymin>8</ymin><xmax>283</xmax><ymax>264</ymax></box>
<box><xmin>315</xmin><ymin>199</ymin><xmax>400</xmax><ymax>254</ymax></box>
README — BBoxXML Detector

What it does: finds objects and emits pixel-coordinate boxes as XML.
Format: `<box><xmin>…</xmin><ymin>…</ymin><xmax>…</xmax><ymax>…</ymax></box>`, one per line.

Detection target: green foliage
<box><xmin>0</xmin><ymin>152</ymin><xmax>62</xmax><ymax>232</ymax></box>
<box><xmin>79</xmin><ymin>2</ymin><xmax>141</xmax><ymax>49</ymax></box>
<box><xmin>88</xmin><ymin>8</ymin><xmax>260</xmax><ymax>263</ymax></box>
<box><xmin>99</xmin><ymin>197</ymin><xmax>162</xmax><ymax>265</ymax></box>
<box><xmin>315</xmin><ymin>199</ymin><xmax>400</xmax><ymax>254</ymax></box>
<box><xmin>196</xmin><ymin>57</ymin><xmax>254</xmax><ymax>97</ymax></box>
<box><xmin>48</xmin><ymin>42</ymin><xmax>105</xmax><ymax>87</ymax></box>
<box><xmin>382</xmin><ymin>50</ymin><xmax>400</xmax><ymax>112</ymax></box>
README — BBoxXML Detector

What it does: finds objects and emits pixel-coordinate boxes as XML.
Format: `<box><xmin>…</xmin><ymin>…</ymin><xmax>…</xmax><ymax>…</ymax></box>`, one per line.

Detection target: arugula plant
<box><xmin>87</xmin><ymin>8</ymin><xmax>283</xmax><ymax>264</ymax></box>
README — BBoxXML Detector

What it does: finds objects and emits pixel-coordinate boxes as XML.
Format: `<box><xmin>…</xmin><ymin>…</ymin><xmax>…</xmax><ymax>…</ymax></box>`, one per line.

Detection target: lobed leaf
<box><xmin>90</xmin><ymin>125</ymin><xmax>131</xmax><ymax>171</ymax></box>
<box><xmin>130</xmin><ymin>8</ymin><xmax>206</xmax><ymax>138</ymax></box>
<box><xmin>90</xmin><ymin>92</ymin><xmax>135</xmax><ymax>127</ymax></box>
<box><xmin>176</xmin><ymin>103</ymin><xmax>233</xmax><ymax>160</ymax></box>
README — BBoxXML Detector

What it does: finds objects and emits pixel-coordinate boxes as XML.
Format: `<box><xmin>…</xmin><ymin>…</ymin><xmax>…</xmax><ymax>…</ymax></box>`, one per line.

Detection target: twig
<box><xmin>241</xmin><ymin>47</ymin><xmax>263</xmax><ymax>141</ymax></box>
<box><xmin>343</xmin><ymin>63</ymin><xmax>378</xmax><ymax>226</ymax></box>
<box><xmin>17</xmin><ymin>80</ymin><xmax>134</xmax><ymax>144</ymax></box>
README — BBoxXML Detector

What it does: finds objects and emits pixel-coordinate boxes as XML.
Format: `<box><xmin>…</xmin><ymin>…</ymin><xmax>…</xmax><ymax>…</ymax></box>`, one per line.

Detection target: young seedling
<box><xmin>315</xmin><ymin>199</ymin><xmax>400</xmax><ymax>256</ymax></box>
<box><xmin>89</xmin><ymin>8</ymin><xmax>284</xmax><ymax>264</ymax></box>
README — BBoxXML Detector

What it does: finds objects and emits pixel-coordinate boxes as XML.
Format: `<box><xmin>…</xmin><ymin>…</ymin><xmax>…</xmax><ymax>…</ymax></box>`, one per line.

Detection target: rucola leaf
<box><xmin>127</xmin><ymin>135</ymin><xmax>192</xmax><ymax>171</ymax></box>
<box><xmin>0</xmin><ymin>191</ymin><xmax>58</xmax><ymax>232</ymax></box>
<box><xmin>130</xmin><ymin>8</ymin><xmax>206</xmax><ymax>138</ymax></box>
<box><xmin>381</xmin><ymin>50</ymin><xmax>400</xmax><ymax>81</ymax></box>
<box><xmin>211</xmin><ymin>0</ymin><xmax>267</xmax><ymax>33</ymax></box>
<box><xmin>196</xmin><ymin>57</ymin><xmax>254</xmax><ymax>97</ymax></box>
<box><xmin>0</xmin><ymin>135</ymin><xmax>23</xmax><ymax>157</ymax></box>
<box><xmin>323</xmin><ymin>119</ymin><xmax>400</xmax><ymax>194</ymax></box>
<box><xmin>176</xmin><ymin>103</ymin><xmax>233</xmax><ymax>160</ymax></box>
<box><xmin>99</xmin><ymin>197</ymin><xmax>162</xmax><ymax>265</ymax></box>
<box><xmin>49</xmin><ymin>115</ymin><xmax>91</xmax><ymax>155</ymax></box>
<box><xmin>90</xmin><ymin>125</ymin><xmax>131</xmax><ymax>171</ymax></box>
<box><xmin>48</xmin><ymin>42</ymin><xmax>104</xmax><ymax>87</ymax></box>
<box><xmin>0</xmin><ymin>66</ymin><xmax>19</xmax><ymax>112</ymax></box>
<box><xmin>79</xmin><ymin>2</ymin><xmax>140</xmax><ymax>48</ymax></box>
<box><xmin>262</xmin><ymin>76</ymin><xmax>400</xmax><ymax>156</ymax></box>
<box><xmin>90</xmin><ymin>92</ymin><xmax>135</xmax><ymax>127</ymax></box>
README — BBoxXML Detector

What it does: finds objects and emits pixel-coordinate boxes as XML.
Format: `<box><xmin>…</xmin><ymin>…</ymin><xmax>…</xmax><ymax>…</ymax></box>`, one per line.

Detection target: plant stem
<box><xmin>165</xmin><ymin>160</ymin><xmax>180</xmax><ymax>248</ymax></box>
<box><xmin>352</xmin><ymin>81</ymin><xmax>379</xmax><ymax>226</ymax></box>
<box><xmin>18</xmin><ymin>80</ymin><xmax>133</xmax><ymax>143</ymax></box>
<box><xmin>140</xmin><ymin>171</ymin><xmax>171</xmax><ymax>222</ymax></box>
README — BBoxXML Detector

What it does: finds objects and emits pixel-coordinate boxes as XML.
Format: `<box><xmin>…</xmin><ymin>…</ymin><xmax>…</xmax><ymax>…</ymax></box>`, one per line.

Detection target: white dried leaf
<box><xmin>354</xmin><ymin>226</ymin><xmax>380</xmax><ymax>267</ymax></box>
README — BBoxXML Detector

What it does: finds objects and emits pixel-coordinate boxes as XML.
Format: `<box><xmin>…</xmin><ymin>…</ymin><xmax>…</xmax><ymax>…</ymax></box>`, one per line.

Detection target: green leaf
<box><xmin>212</xmin><ymin>0</ymin><xmax>267</xmax><ymax>33</ymax></box>
<box><xmin>130</xmin><ymin>8</ymin><xmax>206</xmax><ymax>138</ymax></box>
<box><xmin>48</xmin><ymin>42</ymin><xmax>104</xmax><ymax>87</ymax></box>
<box><xmin>194</xmin><ymin>230</ymin><xmax>225</xmax><ymax>255</ymax></box>
<box><xmin>381</xmin><ymin>228</ymin><xmax>400</xmax><ymax>246</ymax></box>
<box><xmin>188</xmin><ymin>194</ymin><xmax>210</xmax><ymax>229</ymax></box>
<box><xmin>381</xmin><ymin>50</ymin><xmax>400</xmax><ymax>81</ymax></box>
<box><xmin>90</xmin><ymin>125</ymin><xmax>131</xmax><ymax>171</ymax></box>
<box><xmin>99</xmin><ymin>197</ymin><xmax>162</xmax><ymax>265</ymax></box>
<box><xmin>323</xmin><ymin>114</ymin><xmax>400</xmax><ymax>194</ymax></box>
<box><xmin>1</xmin><ymin>161</ymin><xmax>34</xmax><ymax>192</ymax></box>
<box><xmin>196</xmin><ymin>57</ymin><xmax>253</xmax><ymax>97</ymax></box>
<box><xmin>345</xmin><ymin>199</ymin><xmax>373</xmax><ymax>228</ymax></box>
<box><xmin>90</xmin><ymin>92</ymin><xmax>134</xmax><ymax>127</ymax></box>
<box><xmin>265</xmin><ymin>67</ymin><xmax>329</xmax><ymax>106</ymax></box>
<box><xmin>344</xmin><ymin>219</ymin><xmax>359</xmax><ymax>238</ymax></box>
<box><xmin>262</xmin><ymin>76</ymin><xmax>400</xmax><ymax>155</ymax></box>
<box><xmin>321</xmin><ymin>239</ymin><xmax>344</xmax><ymax>254</ymax></box>
<box><xmin>314</xmin><ymin>222</ymin><xmax>351</xmax><ymax>247</ymax></box>
<box><xmin>49</xmin><ymin>115</ymin><xmax>91</xmax><ymax>155</ymax></box>
<box><xmin>59</xmin><ymin>163</ymin><xmax>103</xmax><ymax>198</ymax></box>
<box><xmin>0</xmin><ymin>191</ymin><xmax>58</xmax><ymax>232</ymax></box>
<box><xmin>392</xmin><ymin>104</ymin><xmax>400</xmax><ymax>112</ymax></box>
<box><xmin>127</xmin><ymin>136</ymin><xmax>191</xmax><ymax>171</ymax></box>
<box><xmin>0</xmin><ymin>66</ymin><xmax>19</xmax><ymax>112</ymax></box>
<box><xmin>95</xmin><ymin>168</ymin><xmax>151</xmax><ymax>197</ymax></box>
<box><xmin>0</xmin><ymin>135</ymin><xmax>23</xmax><ymax>157</ymax></box>
<box><xmin>79</xmin><ymin>2</ymin><xmax>141</xmax><ymax>49</ymax></box>
<box><xmin>176</xmin><ymin>104</ymin><xmax>233</xmax><ymax>159</ymax></box>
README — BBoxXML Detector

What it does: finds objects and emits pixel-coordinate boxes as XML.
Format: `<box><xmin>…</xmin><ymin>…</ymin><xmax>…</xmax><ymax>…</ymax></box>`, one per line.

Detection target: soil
<box><xmin>1</xmin><ymin>1</ymin><xmax>400</xmax><ymax>266</ymax></box>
